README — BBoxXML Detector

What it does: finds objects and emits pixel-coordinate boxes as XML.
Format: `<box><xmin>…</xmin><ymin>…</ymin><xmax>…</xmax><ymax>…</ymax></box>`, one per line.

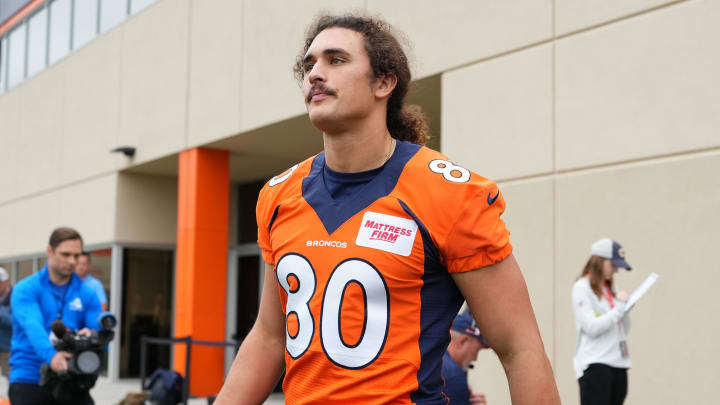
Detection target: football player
<box><xmin>215</xmin><ymin>13</ymin><xmax>560</xmax><ymax>405</ymax></box>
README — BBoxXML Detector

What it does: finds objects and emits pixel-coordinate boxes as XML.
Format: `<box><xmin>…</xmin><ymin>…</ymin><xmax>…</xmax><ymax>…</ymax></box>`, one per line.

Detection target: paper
<box><xmin>626</xmin><ymin>273</ymin><xmax>659</xmax><ymax>310</ymax></box>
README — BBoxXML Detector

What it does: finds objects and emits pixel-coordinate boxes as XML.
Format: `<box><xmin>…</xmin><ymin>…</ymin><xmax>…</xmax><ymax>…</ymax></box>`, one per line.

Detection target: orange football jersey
<box><xmin>256</xmin><ymin>141</ymin><xmax>512</xmax><ymax>404</ymax></box>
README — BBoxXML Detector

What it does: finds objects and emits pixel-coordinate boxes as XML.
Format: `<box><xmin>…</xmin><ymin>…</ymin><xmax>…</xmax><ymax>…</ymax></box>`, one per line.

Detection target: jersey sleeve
<box><xmin>440</xmin><ymin>181</ymin><xmax>512</xmax><ymax>274</ymax></box>
<box><xmin>255</xmin><ymin>160</ymin><xmax>310</xmax><ymax>265</ymax></box>
<box><xmin>256</xmin><ymin>184</ymin><xmax>275</xmax><ymax>265</ymax></box>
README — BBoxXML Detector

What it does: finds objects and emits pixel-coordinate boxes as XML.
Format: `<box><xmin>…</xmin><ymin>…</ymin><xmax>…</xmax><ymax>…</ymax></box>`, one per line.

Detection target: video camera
<box><xmin>40</xmin><ymin>312</ymin><xmax>118</xmax><ymax>402</ymax></box>
<box><xmin>49</xmin><ymin>311</ymin><xmax>117</xmax><ymax>375</ymax></box>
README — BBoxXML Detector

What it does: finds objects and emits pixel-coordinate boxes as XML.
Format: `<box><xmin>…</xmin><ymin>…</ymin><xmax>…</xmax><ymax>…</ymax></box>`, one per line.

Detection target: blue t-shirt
<box><xmin>323</xmin><ymin>163</ymin><xmax>384</xmax><ymax>203</ymax></box>
<box><xmin>442</xmin><ymin>351</ymin><xmax>471</xmax><ymax>405</ymax></box>
<box><xmin>82</xmin><ymin>274</ymin><xmax>108</xmax><ymax>305</ymax></box>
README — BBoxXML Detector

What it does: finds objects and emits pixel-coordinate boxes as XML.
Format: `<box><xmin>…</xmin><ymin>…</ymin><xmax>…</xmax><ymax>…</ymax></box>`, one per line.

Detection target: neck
<box><xmin>48</xmin><ymin>267</ymin><xmax>70</xmax><ymax>286</ymax></box>
<box><xmin>323</xmin><ymin>130</ymin><xmax>394</xmax><ymax>173</ymax></box>
<box><xmin>321</xmin><ymin>112</ymin><xmax>394</xmax><ymax>173</ymax></box>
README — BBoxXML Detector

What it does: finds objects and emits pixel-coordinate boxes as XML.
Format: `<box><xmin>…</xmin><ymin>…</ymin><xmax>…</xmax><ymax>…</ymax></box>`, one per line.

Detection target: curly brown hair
<box><xmin>294</xmin><ymin>13</ymin><xmax>429</xmax><ymax>146</ymax></box>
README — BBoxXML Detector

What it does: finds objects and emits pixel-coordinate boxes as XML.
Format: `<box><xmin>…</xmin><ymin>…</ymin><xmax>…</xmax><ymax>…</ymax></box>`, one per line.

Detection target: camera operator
<box><xmin>9</xmin><ymin>227</ymin><xmax>102</xmax><ymax>405</ymax></box>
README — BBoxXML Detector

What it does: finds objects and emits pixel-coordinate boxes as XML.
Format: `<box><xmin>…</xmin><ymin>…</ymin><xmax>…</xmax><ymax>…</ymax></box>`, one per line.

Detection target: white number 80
<box><xmin>276</xmin><ymin>254</ymin><xmax>389</xmax><ymax>369</ymax></box>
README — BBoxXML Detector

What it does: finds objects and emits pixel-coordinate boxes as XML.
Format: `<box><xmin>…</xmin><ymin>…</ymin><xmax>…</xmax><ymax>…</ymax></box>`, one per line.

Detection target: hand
<box><xmin>50</xmin><ymin>351</ymin><xmax>72</xmax><ymax>372</ymax></box>
<box><xmin>76</xmin><ymin>328</ymin><xmax>92</xmax><ymax>337</ymax></box>
<box><xmin>469</xmin><ymin>387</ymin><xmax>487</xmax><ymax>405</ymax></box>
<box><xmin>616</xmin><ymin>290</ymin><xmax>629</xmax><ymax>302</ymax></box>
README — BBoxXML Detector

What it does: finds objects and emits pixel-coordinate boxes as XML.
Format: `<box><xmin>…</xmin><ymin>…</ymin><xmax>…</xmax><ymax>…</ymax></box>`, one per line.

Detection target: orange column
<box><xmin>174</xmin><ymin>148</ymin><xmax>229</xmax><ymax>396</ymax></box>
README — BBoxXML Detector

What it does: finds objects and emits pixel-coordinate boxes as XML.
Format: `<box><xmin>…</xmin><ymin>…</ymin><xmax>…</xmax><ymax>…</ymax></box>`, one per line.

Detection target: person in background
<box><xmin>9</xmin><ymin>227</ymin><xmax>102</xmax><ymax>405</ymax></box>
<box><xmin>572</xmin><ymin>238</ymin><xmax>632</xmax><ymax>405</ymax></box>
<box><xmin>0</xmin><ymin>267</ymin><xmax>11</xmax><ymax>380</ymax></box>
<box><xmin>442</xmin><ymin>312</ymin><xmax>489</xmax><ymax>405</ymax></box>
<box><xmin>75</xmin><ymin>252</ymin><xmax>108</xmax><ymax>311</ymax></box>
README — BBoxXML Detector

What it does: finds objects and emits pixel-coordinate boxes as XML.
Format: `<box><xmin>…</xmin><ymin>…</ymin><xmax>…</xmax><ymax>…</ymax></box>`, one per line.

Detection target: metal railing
<box><xmin>139</xmin><ymin>335</ymin><xmax>241</xmax><ymax>405</ymax></box>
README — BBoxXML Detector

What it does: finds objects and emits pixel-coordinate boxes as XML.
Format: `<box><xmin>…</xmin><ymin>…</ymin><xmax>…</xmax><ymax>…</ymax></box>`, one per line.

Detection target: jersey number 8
<box><xmin>276</xmin><ymin>254</ymin><xmax>390</xmax><ymax>369</ymax></box>
<box><xmin>429</xmin><ymin>159</ymin><xmax>471</xmax><ymax>183</ymax></box>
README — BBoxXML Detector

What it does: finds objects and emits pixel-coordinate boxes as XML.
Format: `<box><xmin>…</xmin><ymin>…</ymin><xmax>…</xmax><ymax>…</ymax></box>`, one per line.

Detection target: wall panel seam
<box><xmin>555</xmin><ymin>0</ymin><xmax>691</xmax><ymax>40</ymax></box>
<box><xmin>442</xmin><ymin>0</ymin><xmax>693</xmax><ymax>77</ymax></box>
<box><xmin>238</xmin><ymin>0</ymin><xmax>245</xmax><ymax>131</ymax></box>
<box><xmin>0</xmin><ymin>170</ymin><xmax>117</xmax><ymax>207</ymax></box>
<box><xmin>497</xmin><ymin>146</ymin><xmax>720</xmax><ymax>186</ymax></box>
<box><xmin>551</xmin><ymin>0</ymin><xmax>557</xmax><ymax>373</ymax></box>
<box><xmin>183</xmin><ymin>0</ymin><xmax>192</xmax><ymax>149</ymax></box>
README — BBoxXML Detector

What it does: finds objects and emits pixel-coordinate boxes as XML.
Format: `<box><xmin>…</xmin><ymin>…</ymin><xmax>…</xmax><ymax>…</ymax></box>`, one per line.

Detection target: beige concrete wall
<box><xmin>118</xmin><ymin>0</ymin><xmax>190</xmax><ymax>163</ymax></box>
<box><xmin>556</xmin><ymin>0</ymin><xmax>680</xmax><ymax>35</ymax></box>
<box><xmin>442</xmin><ymin>44</ymin><xmax>554</xmax><ymax>181</ymax></box>
<box><xmin>554</xmin><ymin>152</ymin><xmax>720</xmax><ymax>405</ymax></box>
<box><xmin>0</xmin><ymin>170</ymin><xmax>178</xmax><ymax>259</ymax></box>
<box><xmin>369</xmin><ymin>0</ymin><xmax>553</xmax><ymax>78</ymax></box>
<box><xmin>0</xmin><ymin>174</ymin><xmax>117</xmax><ymax>258</ymax></box>
<box><xmin>187</xmin><ymin>0</ymin><xmax>243</xmax><ymax>147</ymax></box>
<box><xmin>114</xmin><ymin>172</ymin><xmax>178</xmax><ymax>245</ymax></box>
<box><xmin>556</xmin><ymin>0</ymin><xmax>720</xmax><ymax>170</ymax></box>
<box><xmin>440</xmin><ymin>1</ymin><xmax>719</xmax><ymax>404</ymax></box>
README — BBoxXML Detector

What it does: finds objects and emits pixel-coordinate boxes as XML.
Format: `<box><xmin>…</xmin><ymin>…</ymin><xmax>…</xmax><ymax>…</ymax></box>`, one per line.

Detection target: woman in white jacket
<box><xmin>572</xmin><ymin>238</ymin><xmax>632</xmax><ymax>405</ymax></box>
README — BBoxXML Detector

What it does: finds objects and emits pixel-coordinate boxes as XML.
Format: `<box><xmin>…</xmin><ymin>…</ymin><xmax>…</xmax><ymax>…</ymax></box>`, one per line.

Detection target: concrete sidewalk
<box><xmin>91</xmin><ymin>377</ymin><xmax>285</xmax><ymax>404</ymax></box>
<box><xmin>0</xmin><ymin>376</ymin><xmax>285</xmax><ymax>405</ymax></box>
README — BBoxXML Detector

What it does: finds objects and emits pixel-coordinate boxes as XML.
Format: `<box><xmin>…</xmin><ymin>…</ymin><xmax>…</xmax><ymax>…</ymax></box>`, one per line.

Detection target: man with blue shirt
<box><xmin>9</xmin><ymin>227</ymin><xmax>102</xmax><ymax>405</ymax></box>
<box><xmin>75</xmin><ymin>252</ymin><xmax>108</xmax><ymax>311</ymax></box>
<box><xmin>443</xmin><ymin>313</ymin><xmax>490</xmax><ymax>405</ymax></box>
<box><xmin>0</xmin><ymin>266</ymin><xmax>12</xmax><ymax>381</ymax></box>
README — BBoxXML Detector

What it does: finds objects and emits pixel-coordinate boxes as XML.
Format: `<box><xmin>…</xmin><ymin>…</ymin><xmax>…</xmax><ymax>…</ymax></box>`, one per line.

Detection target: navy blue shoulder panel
<box><xmin>302</xmin><ymin>141</ymin><xmax>421</xmax><ymax>235</ymax></box>
<box><xmin>399</xmin><ymin>199</ymin><xmax>464</xmax><ymax>405</ymax></box>
<box><xmin>267</xmin><ymin>205</ymin><xmax>281</xmax><ymax>232</ymax></box>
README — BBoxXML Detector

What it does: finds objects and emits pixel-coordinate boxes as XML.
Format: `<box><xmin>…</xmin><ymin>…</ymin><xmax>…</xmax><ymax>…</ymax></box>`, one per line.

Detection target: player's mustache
<box><xmin>306</xmin><ymin>83</ymin><xmax>337</xmax><ymax>103</ymax></box>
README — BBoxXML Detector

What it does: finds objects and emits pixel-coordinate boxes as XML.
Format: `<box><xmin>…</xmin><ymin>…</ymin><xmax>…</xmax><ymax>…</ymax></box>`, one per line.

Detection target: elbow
<box><xmin>580</xmin><ymin>323</ymin><xmax>610</xmax><ymax>339</ymax></box>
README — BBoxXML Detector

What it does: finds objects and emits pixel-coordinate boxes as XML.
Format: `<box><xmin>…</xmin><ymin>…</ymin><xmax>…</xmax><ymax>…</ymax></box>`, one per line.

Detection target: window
<box><xmin>130</xmin><ymin>0</ymin><xmax>155</xmax><ymax>15</ymax></box>
<box><xmin>72</xmin><ymin>0</ymin><xmax>99</xmax><ymax>50</ymax></box>
<box><xmin>17</xmin><ymin>260</ymin><xmax>33</xmax><ymax>281</ymax></box>
<box><xmin>27</xmin><ymin>7</ymin><xmax>48</xmax><ymax>77</ymax></box>
<box><xmin>86</xmin><ymin>248</ymin><xmax>112</xmax><ymax>309</ymax></box>
<box><xmin>49</xmin><ymin>0</ymin><xmax>72</xmax><ymax>64</ymax></box>
<box><xmin>7</xmin><ymin>23</ymin><xmax>26</xmax><ymax>89</ymax></box>
<box><xmin>0</xmin><ymin>35</ymin><xmax>7</xmax><ymax>94</ymax></box>
<box><xmin>100</xmin><ymin>0</ymin><xmax>128</xmax><ymax>33</ymax></box>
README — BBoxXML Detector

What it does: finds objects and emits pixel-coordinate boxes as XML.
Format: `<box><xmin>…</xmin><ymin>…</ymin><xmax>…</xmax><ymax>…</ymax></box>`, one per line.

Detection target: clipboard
<box><xmin>626</xmin><ymin>273</ymin><xmax>659</xmax><ymax>310</ymax></box>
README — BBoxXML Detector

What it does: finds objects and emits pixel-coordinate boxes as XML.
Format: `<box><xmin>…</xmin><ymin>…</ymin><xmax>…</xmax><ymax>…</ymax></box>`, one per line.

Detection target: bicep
<box><xmin>451</xmin><ymin>254</ymin><xmax>543</xmax><ymax>357</ymax></box>
<box><xmin>254</xmin><ymin>262</ymin><xmax>285</xmax><ymax>340</ymax></box>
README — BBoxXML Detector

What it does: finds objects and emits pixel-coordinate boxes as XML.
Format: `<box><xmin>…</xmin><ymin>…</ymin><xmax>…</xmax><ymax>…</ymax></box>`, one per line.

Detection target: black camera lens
<box><xmin>100</xmin><ymin>314</ymin><xmax>117</xmax><ymax>330</ymax></box>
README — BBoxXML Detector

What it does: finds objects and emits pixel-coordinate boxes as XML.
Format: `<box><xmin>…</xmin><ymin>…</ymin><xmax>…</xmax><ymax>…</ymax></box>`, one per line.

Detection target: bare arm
<box><xmin>452</xmin><ymin>254</ymin><xmax>560</xmax><ymax>405</ymax></box>
<box><xmin>214</xmin><ymin>263</ymin><xmax>286</xmax><ymax>405</ymax></box>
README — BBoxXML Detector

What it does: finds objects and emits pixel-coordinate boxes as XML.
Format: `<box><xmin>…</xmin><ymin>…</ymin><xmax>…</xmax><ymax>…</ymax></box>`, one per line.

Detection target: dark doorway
<box><xmin>233</xmin><ymin>255</ymin><xmax>260</xmax><ymax>342</ymax></box>
<box><xmin>120</xmin><ymin>248</ymin><xmax>174</xmax><ymax>377</ymax></box>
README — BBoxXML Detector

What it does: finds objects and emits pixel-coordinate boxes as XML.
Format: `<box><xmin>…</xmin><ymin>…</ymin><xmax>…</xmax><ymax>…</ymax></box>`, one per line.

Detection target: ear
<box><xmin>457</xmin><ymin>334</ymin><xmax>470</xmax><ymax>347</ymax></box>
<box><xmin>46</xmin><ymin>245</ymin><xmax>53</xmax><ymax>256</ymax></box>
<box><xmin>374</xmin><ymin>73</ymin><xmax>398</xmax><ymax>100</ymax></box>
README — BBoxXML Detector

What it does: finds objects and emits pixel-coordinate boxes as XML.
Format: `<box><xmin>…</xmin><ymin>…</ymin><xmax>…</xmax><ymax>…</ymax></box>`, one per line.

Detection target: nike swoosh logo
<box><xmin>487</xmin><ymin>190</ymin><xmax>500</xmax><ymax>205</ymax></box>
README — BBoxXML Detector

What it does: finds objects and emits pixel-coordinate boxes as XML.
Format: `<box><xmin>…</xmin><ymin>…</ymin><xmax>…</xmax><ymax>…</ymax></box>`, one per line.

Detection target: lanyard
<box><xmin>53</xmin><ymin>283</ymin><xmax>70</xmax><ymax>320</ymax></box>
<box><xmin>601</xmin><ymin>284</ymin><xmax>614</xmax><ymax>309</ymax></box>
